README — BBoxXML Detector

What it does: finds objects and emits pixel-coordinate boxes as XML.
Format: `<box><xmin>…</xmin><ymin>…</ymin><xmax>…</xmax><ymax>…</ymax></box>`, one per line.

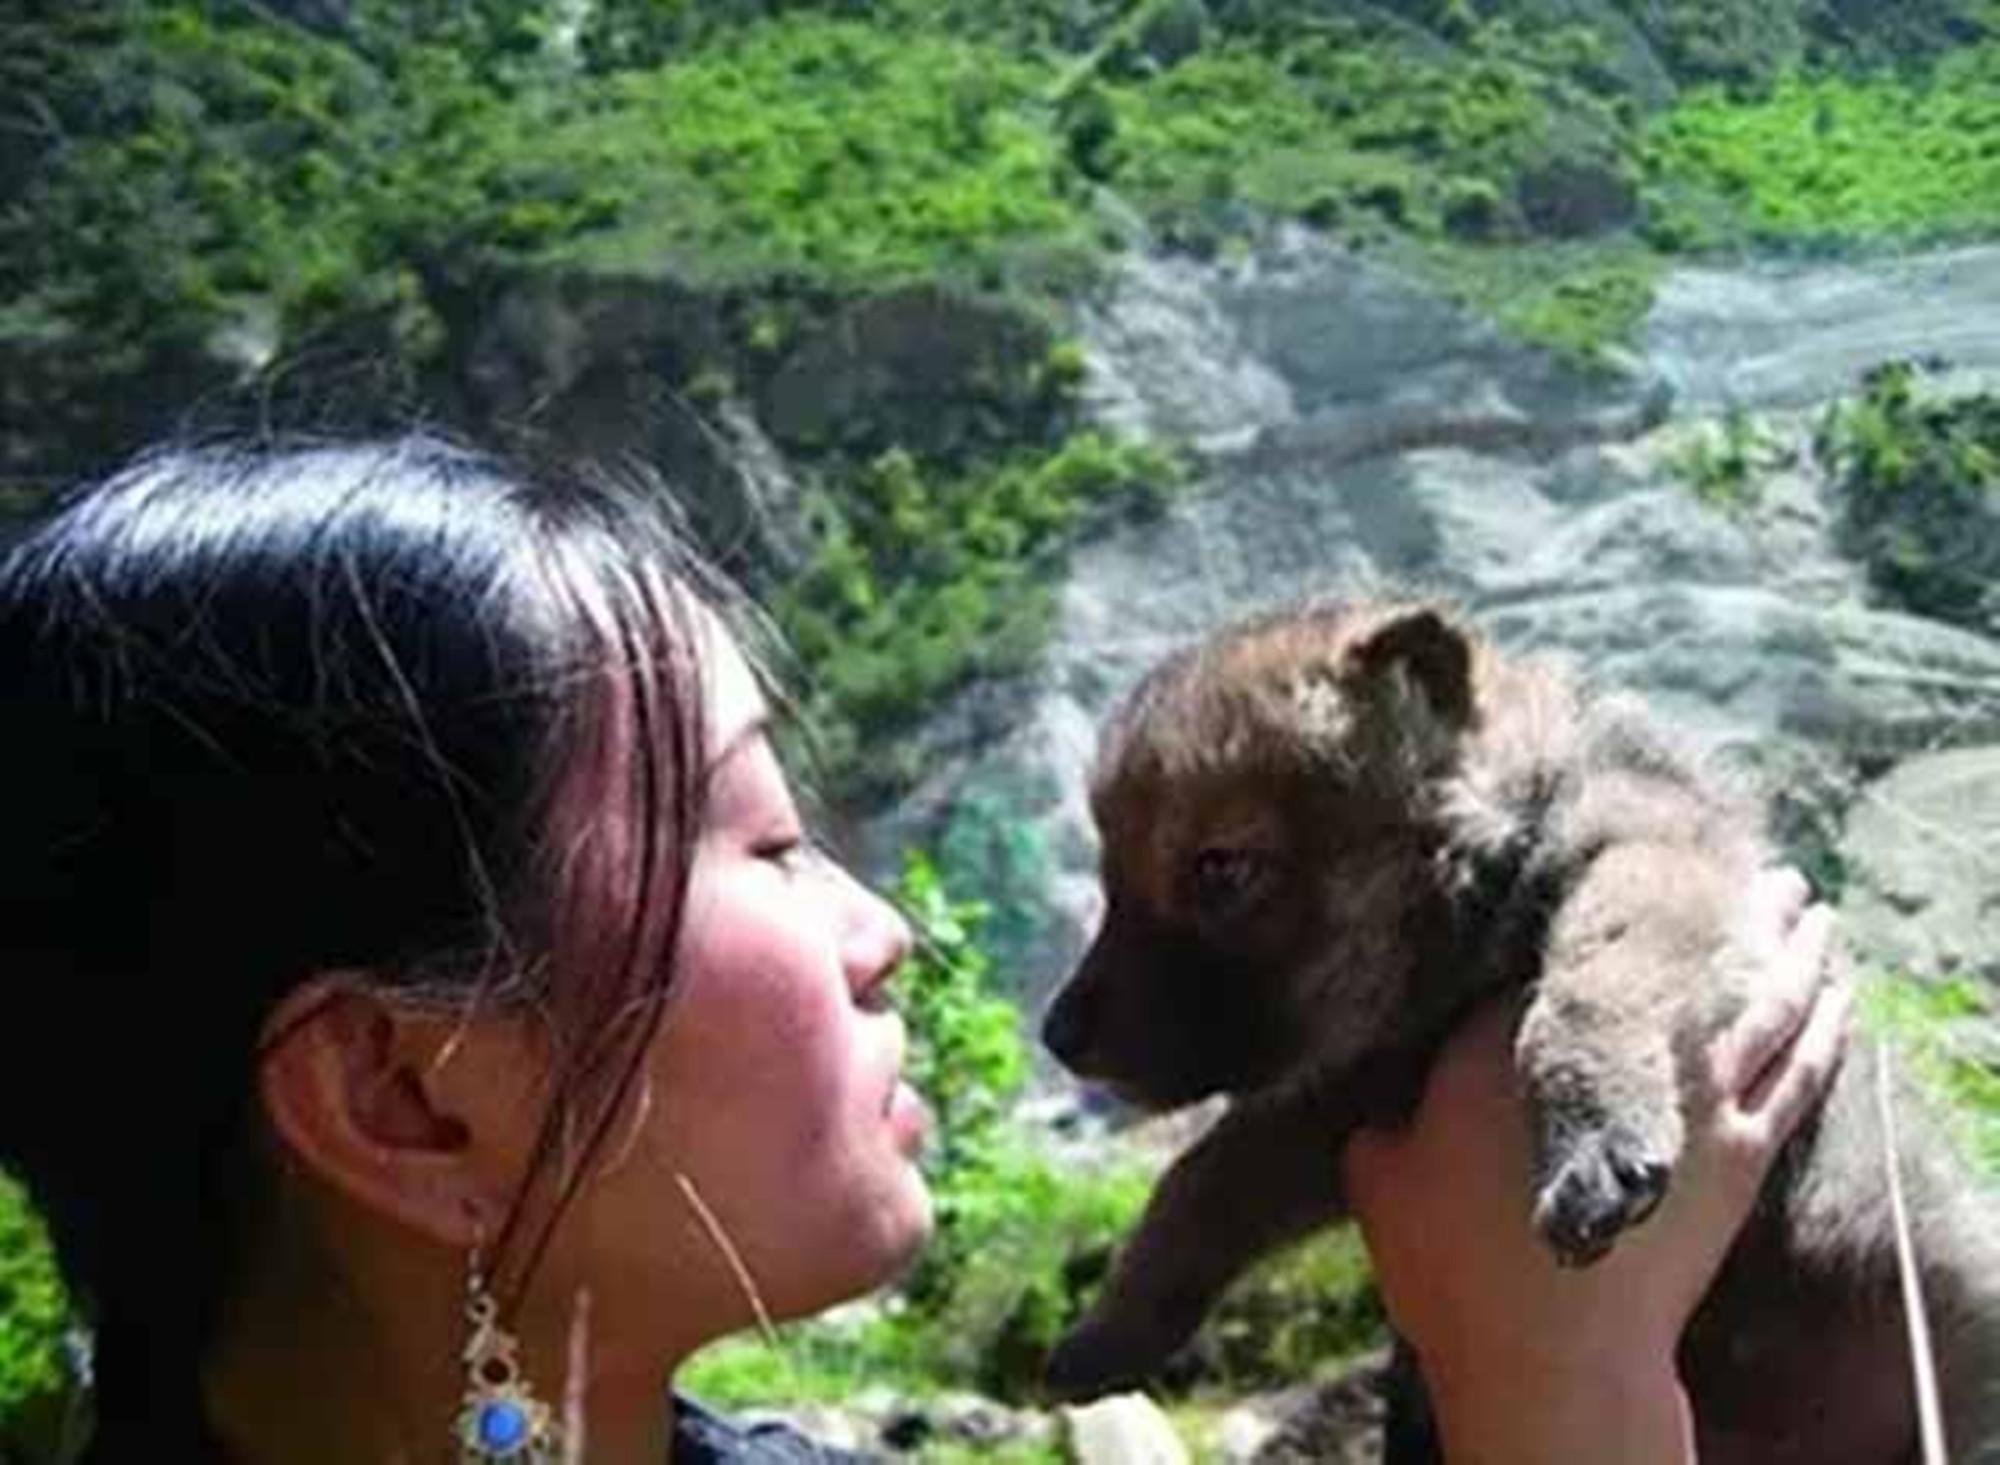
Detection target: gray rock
<box><xmin>1062</xmin><ymin>1393</ymin><xmax>1190</xmax><ymax>1465</ymax></box>
<box><xmin>934</xmin><ymin>1392</ymin><xmax>1056</xmax><ymax>1448</ymax></box>
<box><xmin>1216</xmin><ymin>1401</ymin><xmax>1283</xmax><ymax>1464</ymax></box>
<box><xmin>739</xmin><ymin>1402</ymin><xmax>874</xmax><ymax>1453</ymax></box>
<box><xmin>1646</xmin><ymin>246</ymin><xmax>2000</xmax><ymax>412</ymax></box>
<box><xmin>1839</xmin><ymin>747</ymin><xmax>2000</xmax><ymax>983</ymax></box>
<box><xmin>1245</xmin><ymin>1350</ymin><xmax>1391</xmax><ymax>1465</ymax></box>
<box><xmin>1212</xmin><ymin>1350</ymin><xmax>1395</xmax><ymax>1465</ymax></box>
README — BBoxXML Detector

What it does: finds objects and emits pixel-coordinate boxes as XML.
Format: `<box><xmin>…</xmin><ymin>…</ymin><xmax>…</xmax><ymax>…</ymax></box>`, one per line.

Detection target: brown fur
<box><xmin>1041</xmin><ymin>599</ymin><xmax>2000</xmax><ymax>1465</ymax></box>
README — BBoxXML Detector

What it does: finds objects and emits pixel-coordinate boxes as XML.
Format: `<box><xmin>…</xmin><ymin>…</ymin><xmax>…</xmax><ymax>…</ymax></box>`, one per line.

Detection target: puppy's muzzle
<box><xmin>1041</xmin><ymin>983</ymin><xmax>1100</xmax><ymax>1075</ymax></box>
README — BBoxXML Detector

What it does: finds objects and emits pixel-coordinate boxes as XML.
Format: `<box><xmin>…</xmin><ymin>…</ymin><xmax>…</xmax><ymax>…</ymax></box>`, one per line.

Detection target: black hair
<box><xmin>0</xmin><ymin>436</ymin><xmax>739</xmax><ymax>1460</ymax></box>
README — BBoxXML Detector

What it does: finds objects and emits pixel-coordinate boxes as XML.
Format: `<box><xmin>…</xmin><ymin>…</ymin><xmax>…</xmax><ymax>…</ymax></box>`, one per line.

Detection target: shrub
<box><xmin>1675</xmin><ymin>406</ymin><xmax>1779</xmax><ymax>511</ymax></box>
<box><xmin>1441</xmin><ymin>176</ymin><xmax>1513</xmax><ymax>241</ymax></box>
<box><xmin>1862</xmin><ymin>975</ymin><xmax>2000</xmax><ymax>1178</ymax></box>
<box><xmin>894</xmin><ymin>853</ymin><xmax>1032</xmax><ymax>1180</ymax></box>
<box><xmin>1645</xmin><ymin>43</ymin><xmax>2000</xmax><ymax>247</ymax></box>
<box><xmin>555</xmin><ymin>17</ymin><xmax>1088</xmax><ymax>287</ymax></box>
<box><xmin>1196</xmin><ymin>1228</ymin><xmax>1385</xmax><ymax>1389</ymax></box>
<box><xmin>0</xmin><ymin>1175</ymin><xmax>77</xmax><ymax>1464</ymax></box>
<box><xmin>888</xmin><ymin>853</ymin><xmax>1152</xmax><ymax>1395</ymax></box>
<box><xmin>775</xmin><ymin>433</ymin><xmax>1181</xmax><ymax>797</ymax></box>
<box><xmin>1480</xmin><ymin>249</ymin><xmax>1664</xmax><ymax>366</ymax></box>
<box><xmin>1816</xmin><ymin>363</ymin><xmax>2000</xmax><ymax>632</ymax></box>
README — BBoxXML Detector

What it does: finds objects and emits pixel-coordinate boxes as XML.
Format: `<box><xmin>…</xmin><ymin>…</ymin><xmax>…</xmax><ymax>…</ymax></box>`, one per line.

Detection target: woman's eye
<box><xmin>755</xmin><ymin>835</ymin><xmax>810</xmax><ymax>871</ymax></box>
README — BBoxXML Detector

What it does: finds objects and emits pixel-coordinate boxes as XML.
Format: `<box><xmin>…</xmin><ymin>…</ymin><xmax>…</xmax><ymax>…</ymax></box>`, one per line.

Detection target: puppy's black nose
<box><xmin>1041</xmin><ymin>987</ymin><xmax>1096</xmax><ymax>1070</ymax></box>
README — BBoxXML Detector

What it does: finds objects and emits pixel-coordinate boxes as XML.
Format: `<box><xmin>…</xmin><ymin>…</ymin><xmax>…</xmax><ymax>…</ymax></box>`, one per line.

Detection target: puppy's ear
<box><xmin>1350</xmin><ymin>607</ymin><xmax>1475</xmax><ymax>742</ymax></box>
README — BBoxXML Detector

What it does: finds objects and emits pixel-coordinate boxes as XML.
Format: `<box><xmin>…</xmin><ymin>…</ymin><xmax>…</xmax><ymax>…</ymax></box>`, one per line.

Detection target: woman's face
<box><xmin>544</xmin><ymin>626</ymin><xmax>932</xmax><ymax>1345</ymax></box>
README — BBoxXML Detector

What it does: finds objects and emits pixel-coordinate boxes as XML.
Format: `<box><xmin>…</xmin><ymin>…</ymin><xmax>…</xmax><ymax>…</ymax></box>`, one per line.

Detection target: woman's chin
<box><xmin>826</xmin><ymin>1166</ymin><xmax>936</xmax><ymax>1291</ymax></box>
<box><xmin>859</xmin><ymin>1169</ymin><xmax>936</xmax><ymax>1291</ymax></box>
<box><xmin>873</xmin><ymin>1167</ymin><xmax>935</xmax><ymax>1274</ymax></box>
<box><xmin>771</xmin><ymin>1192</ymin><xmax>932</xmax><ymax>1324</ymax></box>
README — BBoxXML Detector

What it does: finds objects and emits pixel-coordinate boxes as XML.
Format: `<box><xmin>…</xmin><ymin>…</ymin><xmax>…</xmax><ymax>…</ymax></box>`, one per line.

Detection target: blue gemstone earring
<box><xmin>455</xmin><ymin>1246</ymin><xmax>561</xmax><ymax>1463</ymax></box>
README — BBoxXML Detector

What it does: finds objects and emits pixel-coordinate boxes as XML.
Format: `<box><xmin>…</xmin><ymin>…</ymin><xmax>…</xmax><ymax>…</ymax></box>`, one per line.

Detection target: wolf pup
<box><xmin>1041</xmin><ymin>599</ymin><xmax>2000</xmax><ymax>1465</ymax></box>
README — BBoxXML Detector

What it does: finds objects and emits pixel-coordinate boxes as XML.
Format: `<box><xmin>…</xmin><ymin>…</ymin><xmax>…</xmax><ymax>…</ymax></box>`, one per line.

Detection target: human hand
<box><xmin>1340</xmin><ymin>869</ymin><xmax>1851</xmax><ymax>1461</ymax></box>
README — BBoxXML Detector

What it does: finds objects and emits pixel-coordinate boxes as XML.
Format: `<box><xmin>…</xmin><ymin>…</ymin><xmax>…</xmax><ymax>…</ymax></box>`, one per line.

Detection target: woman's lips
<box><xmin>885</xmin><ymin>1079</ymin><xmax>930</xmax><ymax>1154</ymax></box>
<box><xmin>871</xmin><ymin>1012</ymin><xmax>929</xmax><ymax>1153</ymax></box>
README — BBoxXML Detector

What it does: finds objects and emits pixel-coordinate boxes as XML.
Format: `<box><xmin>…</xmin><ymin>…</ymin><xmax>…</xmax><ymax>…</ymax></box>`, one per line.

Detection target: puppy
<box><xmin>1041</xmin><ymin>599</ymin><xmax>2000</xmax><ymax>1465</ymax></box>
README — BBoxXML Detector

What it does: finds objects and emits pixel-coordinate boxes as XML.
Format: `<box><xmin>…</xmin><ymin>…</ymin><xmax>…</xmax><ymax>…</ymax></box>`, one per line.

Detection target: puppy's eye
<box><xmin>1190</xmin><ymin>847</ymin><xmax>1269</xmax><ymax>912</ymax></box>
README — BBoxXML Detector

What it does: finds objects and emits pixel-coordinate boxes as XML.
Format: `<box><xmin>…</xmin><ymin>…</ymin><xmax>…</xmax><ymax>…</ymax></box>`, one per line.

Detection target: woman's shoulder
<box><xmin>673</xmin><ymin>1394</ymin><xmax>880</xmax><ymax>1464</ymax></box>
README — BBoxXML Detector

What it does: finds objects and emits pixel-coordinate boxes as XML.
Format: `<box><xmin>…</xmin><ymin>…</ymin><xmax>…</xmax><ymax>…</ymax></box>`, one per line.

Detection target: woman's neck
<box><xmin>201</xmin><ymin>1203</ymin><xmax>676</xmax><ymax>1464</ymax></box>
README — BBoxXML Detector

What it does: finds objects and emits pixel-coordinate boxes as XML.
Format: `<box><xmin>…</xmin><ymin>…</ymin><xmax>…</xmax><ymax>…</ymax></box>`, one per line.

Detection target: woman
<box><xmin>0</xmin><ymin>436</ymin><xmax>1845</xmax><ymax>1462</ymax></box>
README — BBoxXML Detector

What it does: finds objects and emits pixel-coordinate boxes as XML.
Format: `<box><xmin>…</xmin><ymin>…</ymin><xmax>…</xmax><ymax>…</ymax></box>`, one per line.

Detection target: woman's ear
<box><xmin>256</xmin><ymin>976</ymin><xmax>538</xmax><ymax>1249</ymax></box>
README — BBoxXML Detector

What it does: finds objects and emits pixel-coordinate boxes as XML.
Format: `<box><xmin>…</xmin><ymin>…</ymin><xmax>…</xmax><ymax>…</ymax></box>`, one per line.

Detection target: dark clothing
<box><xmin>675</xmin><ymin>1395</ymin><xmax>878</xmax><ymax>1464</ymax></box>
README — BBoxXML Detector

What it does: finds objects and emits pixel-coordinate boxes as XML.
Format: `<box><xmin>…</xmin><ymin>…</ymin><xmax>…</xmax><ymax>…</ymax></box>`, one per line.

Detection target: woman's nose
<box><xmin>835</xmin><ymin>864</ymin><xmax>914</xmax><ymax>990</ymax></box>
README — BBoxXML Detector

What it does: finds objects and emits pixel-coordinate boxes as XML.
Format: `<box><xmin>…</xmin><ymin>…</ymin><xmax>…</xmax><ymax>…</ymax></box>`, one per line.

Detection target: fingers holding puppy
<box><xmin>1709</xmin><ymin>885</ymin><xmax>1854</xmax><ymax>1184</ymax></box>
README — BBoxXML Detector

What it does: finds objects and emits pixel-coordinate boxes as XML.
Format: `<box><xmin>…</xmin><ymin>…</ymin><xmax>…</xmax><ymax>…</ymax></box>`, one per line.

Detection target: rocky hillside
<box><xmin>872</xmin><ymin>236</ymin><xmax>2000</xmax><ymax>1011</ymax></box>
<box><xmin>7</xmin><ymin>2</ymin><xmax>1999</xmax><ymax>795</ymax></box>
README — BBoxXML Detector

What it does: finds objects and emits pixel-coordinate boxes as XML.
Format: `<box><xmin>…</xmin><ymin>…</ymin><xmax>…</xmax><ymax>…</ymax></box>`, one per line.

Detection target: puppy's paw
<box><xmin>1532</xmin><ymin>1124</ymin><xmax>1673</xmax><ymax>1267</ymax></box>
<box><xmin>1043</xmin><ymin>1316</ymin><xmax>1174</xmax><ymax>1402</ymax></box>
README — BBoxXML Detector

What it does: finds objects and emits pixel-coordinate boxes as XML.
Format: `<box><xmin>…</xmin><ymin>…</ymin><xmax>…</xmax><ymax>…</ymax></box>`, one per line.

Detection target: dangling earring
<box><xmin>455</xmin><ymin>1243</ymin><xmax>562</xmax><ymax>1463</ymax></box>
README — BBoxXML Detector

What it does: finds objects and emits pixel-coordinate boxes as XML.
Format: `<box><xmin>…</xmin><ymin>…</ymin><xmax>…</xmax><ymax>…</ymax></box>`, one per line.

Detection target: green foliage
<box><xmin>1492</xmin><ymin>252</ymin><xmax>1660</xmax><ymax>366</ymax></box>
<box><xmin>0</xmin><ymin>4</ymin><xmax>632</xmax><ymax>479</ymax></box>
<box><xmin>918</xmin><ymin>1442</ymin><xmax>1063</xmax><ymax>1465</ymax></box>
<box><xmin>775</xmin><ymin>433</ymin><xmax>1180</xmax><ymax>796</ymax></box>
<box><xmin>1197</xmin><ymin>1228</ymin><xmax>1384</xmax><ymax>1388</ymax></box>
<box><xmin>1039</xmin><ymin>339</ymin><xmax>1092</xmax><ymax>400</ymax></box>
<box><xmin>677</xmin><ymin>1320</ymin><xmax>883</xmax><ymax>1406</ymax></box>
<box><xmin>7</xmin><ymin>5</ymin><xmax>1179</xmax><ymax>799</ymax></box>
<box><xmin>1861</xmin><ymin>975</ymin><xmax>2000</xmax><ymax>1178</ymax></box>
<box><xmin>1568</xmin><ymin>0</ymin><xmax>1988</xmax><ymax>92</ymax></box>
<box><xmin>11</xmin><ymin>0</ymin><xmax>2000</xmax><ymax>494</ymax></box>
<box><xmin>895</xmin><ymin>853</ymin><xmax>1032</xmax><ymax>1173</ymax></box>
<box><xmin>1674</xmin><ymin>405</ymin><xmax>1780</xmax><ymax>510</ymax></box>
<box><xmin>5</xmin><ymin>10</ymin><xmax>377</xmax><ymax>333</ymax></box>
<box><xmin>1092</xmin><ymin>29</ymin><xmax>1586</xmax><ymax>246</ymax></box>
<box><xmin>889</xmin><ymin>852</ymin><xmax>1154</xmax><ymax>1397</ymax></box>
<box><xmin>922</xmin><ymin>1142</ymin><xmax>1156</xmax><ymax>1398</ymax></box>
<box><xmin>577</xmin><ymin>0</ymin><xmax>1127</xmax><ymax>73</ymax></box>
<box><xmin>1646</xmin><ymin>44</ymin><xmax>2000</xmax><ymax>248</ymax></box>
<box><xmin>1649</xmin><ymin>0</ymin><xmax>1809</xmax><ymax>89</ymax></box>
<box><xmin>1410</xmin><ymin>240</ymin><xmax>1663</xmax><ymax>368</ymax></box>
<box><xmin>1815</xmin><ymin>363</ymin><xmax>2000</xmax><ymax>631</ymax></box>
<box><xmin>0</xmin><ymin>1174</ymin><xmax>75</xmax><ymax>1462</ymax></box>
<box><xmin>349</xmin><ymin>0</ymin><xmax>564</xmax><ymax>65</ymax></box>
<box><xmin>554</xmin><ymin>18</ymin><xmax>1088</xmax><ymax>287</ymax></box>
<box><xmin>1441</xmin><ymin>176</ymin><xmax>1516</xmax><ymax>241</ymax></box>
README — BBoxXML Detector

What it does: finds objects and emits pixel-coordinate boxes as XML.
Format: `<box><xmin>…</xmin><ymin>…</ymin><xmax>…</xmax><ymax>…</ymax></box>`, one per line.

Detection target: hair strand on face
<box><xmin>674</xmin><ymin>1171</ymin><xmax>779</xmax><ymax>1348</ymax></box>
